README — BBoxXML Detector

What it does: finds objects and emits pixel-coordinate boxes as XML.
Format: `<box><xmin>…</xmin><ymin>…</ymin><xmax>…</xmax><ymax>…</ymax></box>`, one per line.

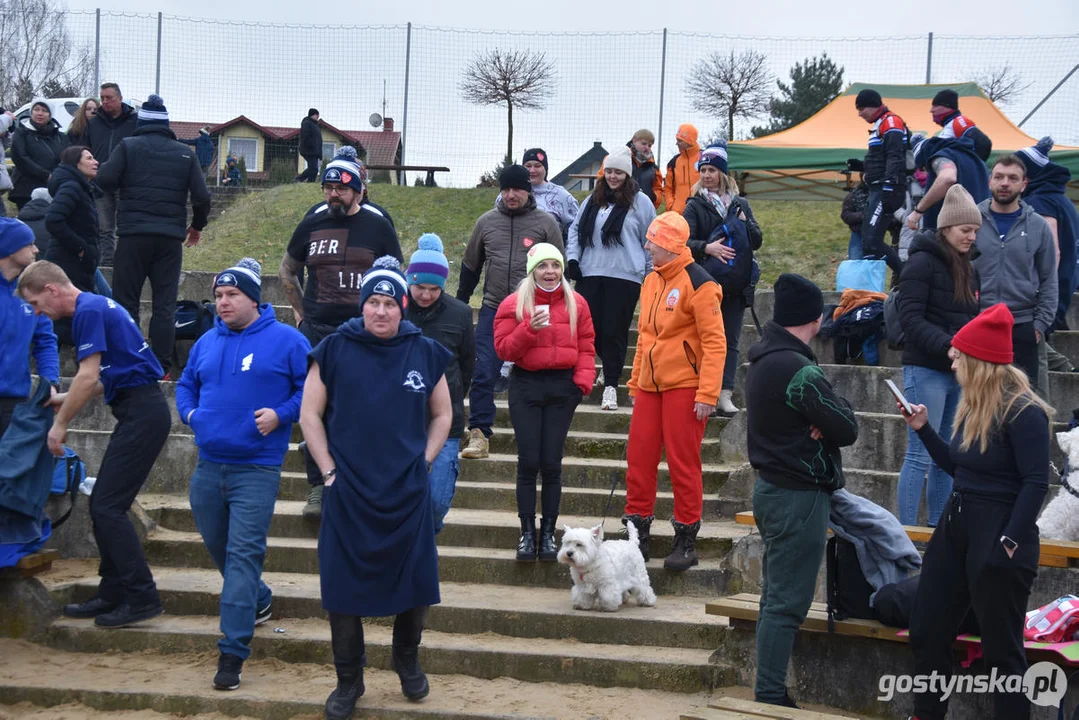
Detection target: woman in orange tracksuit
<box><xmin>622</xmin><ymin>212</ymin><xmax>726</xmax><ymax>571</ymax></box>
<box><xmin>663</xmin><ymin>124</ymin><xmax>700</xmax><ymax>214</ymax></box>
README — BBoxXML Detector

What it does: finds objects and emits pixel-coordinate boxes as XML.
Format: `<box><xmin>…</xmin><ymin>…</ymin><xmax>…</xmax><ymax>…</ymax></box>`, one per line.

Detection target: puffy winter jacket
<box><xmin>493</xmin><ymin>283</ymin><xmax>596</xmax><ymax>395</ymax></box>
<box><xmin>10</xmin><ymin>118</ymin><xmax>67</xmax><ymax>205</ymax></box>
<box><xmin>663</xmin><ymin>141</ymin><xmax>700</xmax><ymax>214</ymax></box>
<box><xmin>44</xmin><ymin>163</ymin><xmax>99</xmax><ymax>291</ymax></box>
<box><xmin>96</xmin><ymin>125</ymin><xmax>211</xmax><ymax>239</ymax></box>
<box><xmin>84</xmin><ymin>103</ymin><xmax>137</xmax><ymax>165</ymax></box>
<box><xmin>299</xmin><ymin>116</ymin><xmax>323</xmax><ymax>157</ymax></box>
<box><xmin>628</xmin><ymin>250</ymin><xmax>726</xmax><ymax>406</ymax></box>
<box><xmin>406</xmin><ymin>292</ymin><xmax>476</xmax><ymax>437</ymax></box>
<box><xmin>17</xmin><ymin>198</ymin><xmax>51</xmax><ymax>252</ymax></box>
<box><xmin>898</xmin><ymin>231</ymin><xmax>980</xmax><ymax>372</ymax></box>
<box><xmin>457</xmin><ymin>195</ymin><xmax>564</xmax><ymax>310</ymax></box>
<box><xmin>0</xmin><ymin>114</ymin><xmax>13</xmax><ymax>195</ymax></box>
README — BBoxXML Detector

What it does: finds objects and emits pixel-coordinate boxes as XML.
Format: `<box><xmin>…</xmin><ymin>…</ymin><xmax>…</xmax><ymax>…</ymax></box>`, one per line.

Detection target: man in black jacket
<box><xmin>97</xmin><ymin>94</ymin><xmax>211</xmax><ymax>378</ymax></box>
<box><xmin>856</xmin><ymin>88</ymin><xmax>907</xmax><ymax>278</ymax></box>
<box><xmin>404</xmin><ymin>233</ymin><xmax>476</xmax><ymax>532</ymax></box>
<box><xmin>295</xmin><ymin>109</ymin><xmax>323</xmax><ymax>183</ymax></box>
<box><xmin>86</xmin><ymin>83</ymin><xmax>138</xmax><ymax>267</ymax></box>
<box><xmin>745</xmin><ymin>274</ymin><xmax>859</xmax><ymax>709</ymax></box>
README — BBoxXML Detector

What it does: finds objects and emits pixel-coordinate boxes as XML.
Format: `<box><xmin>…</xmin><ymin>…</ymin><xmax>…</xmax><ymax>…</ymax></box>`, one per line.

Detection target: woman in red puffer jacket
<box><xmin>494</xmin><ymin>242</ymin><xmax>595</xmax><ymax>563</ymax></box>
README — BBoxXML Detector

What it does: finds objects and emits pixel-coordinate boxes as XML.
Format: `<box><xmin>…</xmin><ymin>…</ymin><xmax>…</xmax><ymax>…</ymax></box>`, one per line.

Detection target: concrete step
<box><xmin>1048</xmin><ymin>331</ymin><xmax>1079</xmax><ymax>367</ymax></box>
<box><xmin>485</xmin><ymin>426</ymin><xmax>726</xmax><ymax>464</ymax></box>
<box><xmin>49</xmin><ymin>566</ymin><xmax>730</xmax><ymax>651</ymax></box>
<box><xmin>42</xmin><ymin>615</ymin><xmax>734</xmax><ymax>693</ymax></box>
<box><xmin>140</xmin><ymin>498</ymin><xmax>752</xmax><ymax>560</ymax></box>
<box><xmin>141</xmin><ymin>527</ymin><xmax>738</xmax><ymax>596</ymax></box>
<box><xmin>1</xmin><ymin>637</ymin><xmax>718</xmax><ymax>719</ymax></box>
<box><xmin>739</xmin><ymin>323</ymin><xmax>902</xmax><ymax>368</ymax></box>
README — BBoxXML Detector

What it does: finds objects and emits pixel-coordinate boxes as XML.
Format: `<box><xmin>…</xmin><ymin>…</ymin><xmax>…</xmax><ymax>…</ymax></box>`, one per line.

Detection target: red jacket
<box><xmin>493</xmin><ymin>284</ymin><xmax>596</xmax><ymax>395</ymax></box>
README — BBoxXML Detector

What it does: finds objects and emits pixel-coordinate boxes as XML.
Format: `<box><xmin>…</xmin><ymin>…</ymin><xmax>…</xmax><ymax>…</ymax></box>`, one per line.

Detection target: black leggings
<box><xmin>328</xmin><ymin>606</ymin><xmax>427</xmax><ymax>677</ymax></box>
<box><xmin>576</xmin><ymin>275</ymin><xmax>639</xmax><ymax>388</ymax></box>
<box><xmin>1012</xmin><ymin>321</ymin><xmax>1039</xmax><ymax>390</ymax></box>
<box><xmin>508</xmin><ymin>367</ymin><xmax>581</xmax><ymax>519</ymax></box>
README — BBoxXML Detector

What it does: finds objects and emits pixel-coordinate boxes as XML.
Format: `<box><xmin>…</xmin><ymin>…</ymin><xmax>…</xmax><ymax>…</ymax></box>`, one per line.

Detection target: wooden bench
<box><xmin>682</xmin><ymin>696</ymin><xmax>856</xmax><ymax>719</ymax></box>
<box><xmin>365</xmin><ymin>164</ymin><xmax>450</xmax><ymax>187</ymax></box>
<box><xmin>734</xmin><ymin>510</ymin><xmax>1079</xmax><ymax>568</ymax></box>
<box><xmin>0</xmin><ymin>549</ymin><xmax>59</xmax><ymax>580</ymax></box>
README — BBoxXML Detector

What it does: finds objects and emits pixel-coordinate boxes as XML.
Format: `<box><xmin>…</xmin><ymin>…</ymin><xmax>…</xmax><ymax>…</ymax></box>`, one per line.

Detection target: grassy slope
<box><xmin>187</xmin><ymin>185</ymin><xmax>849</xmax><ymax>292</ymax></box>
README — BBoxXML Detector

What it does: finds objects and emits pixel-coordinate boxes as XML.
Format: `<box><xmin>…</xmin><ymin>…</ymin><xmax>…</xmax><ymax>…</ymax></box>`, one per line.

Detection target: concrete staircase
<box><xmin>7</xmin><ymin>275</ymin><xmax>1079</xmax><ymax>719</ymax></box>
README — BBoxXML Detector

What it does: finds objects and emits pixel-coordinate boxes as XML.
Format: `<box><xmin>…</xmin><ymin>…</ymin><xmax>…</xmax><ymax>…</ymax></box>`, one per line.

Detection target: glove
<box><xmin>565</xmin><ymin>259</ymin><xmax>582</xmax><ymax>282</ymax></box>
<box><xmin>881</xmin><ymin>185</ymin><xmax>903</xmax><ymax>214</ymax></box>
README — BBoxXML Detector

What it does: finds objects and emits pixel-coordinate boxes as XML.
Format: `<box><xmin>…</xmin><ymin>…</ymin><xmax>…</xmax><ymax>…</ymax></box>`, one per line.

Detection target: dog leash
<box><xmin>600</xmin><ymin>471</ymin><xmax>621</xmax><ymax>522</ymax></box>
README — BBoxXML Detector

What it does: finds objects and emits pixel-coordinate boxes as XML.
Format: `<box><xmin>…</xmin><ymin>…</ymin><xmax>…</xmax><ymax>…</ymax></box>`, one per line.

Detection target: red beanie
<box><xmin>951</xmin><ymin>303</ymin><xmax>1014</xmax><ymax>364</ymax></box>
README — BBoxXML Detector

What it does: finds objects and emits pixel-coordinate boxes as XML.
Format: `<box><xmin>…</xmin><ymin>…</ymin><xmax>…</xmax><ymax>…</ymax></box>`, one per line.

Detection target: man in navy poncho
<box><xmin>300</xmin><ymin>256</ymin><xmax>452</xmax><ymax>720</ymax></box>
<box><xmin>907</xmin><ymin>135</ymin><xmax>989</xmax><ymax>232</ymax></box>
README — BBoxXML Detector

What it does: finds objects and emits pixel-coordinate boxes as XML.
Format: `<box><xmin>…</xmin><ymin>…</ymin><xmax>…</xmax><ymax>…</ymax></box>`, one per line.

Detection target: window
<box><xmin>322</xmin><ymin>142</ymin><xmax>337</xmax><ymax>162</ymax></box>
<box><xmin>227</xmin><ymin>137</ymin><xmax>259</xmax><ymax>172</ymax></box>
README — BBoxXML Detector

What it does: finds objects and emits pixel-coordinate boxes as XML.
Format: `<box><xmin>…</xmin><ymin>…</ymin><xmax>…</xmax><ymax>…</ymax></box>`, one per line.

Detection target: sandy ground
<box><xmin>0</xmin><ymin>702</ymin><xmax>270</xmax><ymax>719</ymax></box>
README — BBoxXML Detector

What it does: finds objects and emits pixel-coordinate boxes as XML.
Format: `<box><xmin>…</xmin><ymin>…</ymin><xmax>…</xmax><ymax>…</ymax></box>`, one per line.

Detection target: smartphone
<box><xmin>885</xmin><ymin>379</ymin><xmax>914</xmax><ymax>415</ymax></box>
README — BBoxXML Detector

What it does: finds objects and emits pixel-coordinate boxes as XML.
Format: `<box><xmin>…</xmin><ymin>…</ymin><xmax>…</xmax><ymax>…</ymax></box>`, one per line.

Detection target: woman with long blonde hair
<box><xmin>66</xmin><ymin>98</ymin><xmax>99</xmax><ymax>146</ymax></box>
<box><xmin>493</xmin><ymin>243</ymin><xmax>595</xmax><ymax>561</ymax></box>
<box><xmin>900</xmin><ymin>303</ymin><xmax>1052</xmax><ymax>720</ymax></box>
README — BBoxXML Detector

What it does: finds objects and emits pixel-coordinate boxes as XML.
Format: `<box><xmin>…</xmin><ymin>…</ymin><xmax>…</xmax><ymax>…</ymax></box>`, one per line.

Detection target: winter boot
<box><xmin>460</xmin><ymin>428</ymin><xmax>489</xmax><ymax>459</ymax></box>
<box><xmin>326</xmin><ymin>613</ymin><xmax>366</xmax><ymax>720</ymax></box>
<box><xmin>325</xmin><ymin>671</ymin><xmax>364</xmax><ymax>720</ymax></box>
<box><xmin>622</xmin><ymin>514</ymin><xmax>653</xmax><ymax>561</ymax></box>
<box><xmin>391</xmin><ymin>646</ymin><xmax>430</xmax><ymax>701</ymax></box>
<box><xmin>663</xmin><ymin>520</ymin><xmax>700</xmax><ymax>571</ymax></box>
<box><xmin>516</xmin><ymin>516</ymin><xmax>537</xmax><ymax>561</ymax></box>
<box><xmin>538</xmin><ymin>517</ymin><xmax>559</xmax><ymax>561</ymax></box>
<box><xmin>715</xmin><ymin>388</ymin><xmax>739</xmax><ymax>416</ymax></box>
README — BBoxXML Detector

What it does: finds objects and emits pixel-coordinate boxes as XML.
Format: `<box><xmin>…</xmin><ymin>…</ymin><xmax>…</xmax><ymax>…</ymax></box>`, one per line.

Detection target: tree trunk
<box><xmin>727</xmin><ymin>109</ymin><xmax>735</xmax><ymax>144</ymax></box>
<box><xmin>506</xmin><ymin>101</ymin><xmax>514</xmax><ymax>166</ymax></box>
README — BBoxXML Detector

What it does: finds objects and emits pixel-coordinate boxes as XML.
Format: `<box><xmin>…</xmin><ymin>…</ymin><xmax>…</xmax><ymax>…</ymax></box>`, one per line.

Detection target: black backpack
<box><xmin>826</xmin><ymin>535</ymin><xmax>875</xmax><ymax>631</ymax></box>
<box><xmin>174</xmin><ymin>300</ymin><xmax>216</xmax><ymax>341</ymax></box>
<box><xmin>873</xmin><ymin>575</ymin><xmax>981</xmax><ymax>634</ymax></box>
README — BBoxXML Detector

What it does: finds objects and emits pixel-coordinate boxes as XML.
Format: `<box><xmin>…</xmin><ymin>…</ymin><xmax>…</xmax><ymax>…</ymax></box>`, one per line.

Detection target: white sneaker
<box><xmin>601</xmin><ymin>386</ymin><xmax>618</xmax><ymax>411</ymax></box>
<box><xmin>716</xmin><ymin>388</ymin><xmax>739</xmax><ymax>416</ymax></box>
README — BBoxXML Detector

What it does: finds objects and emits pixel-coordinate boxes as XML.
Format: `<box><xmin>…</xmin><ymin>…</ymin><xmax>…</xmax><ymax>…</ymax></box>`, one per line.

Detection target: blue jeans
<box><xmin>189</xmin><ymin>459</ymin><xmax>280</xmax><ymax>660</ymax></box>
<box><xmin>430</xmin><ymin>439</ymin><xmax>460</xmax><ymax>533</ymax></box>
<box><xmin>897</xmin><ymin>365</ymin><xmax>959</xmax><ymax>527</ymax></box>
<box><xmin>848</xmin><ymin>230</ymin><xmax>863</xmax><ymax>260</ymax></box>
<box><xmin>93</xmin><ymin>269</ymin><xmax>112</xmax><ymax>298</ymax></box>
<box><xmin>721</xmin><ymin>298</ymin><xmax>745</xmax><ymax>390</ymax></box>
<box><xmin>469</xmin><ymin>305</ymin><xmax>500</xmax><ymax>436</ymax></box>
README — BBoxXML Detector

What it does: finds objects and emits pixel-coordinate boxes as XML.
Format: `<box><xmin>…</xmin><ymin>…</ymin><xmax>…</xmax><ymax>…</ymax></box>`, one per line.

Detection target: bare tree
<box><xmin>973</xmin><ymin>64</ymin><xmax>1033</xmax><ymax>106</ymax></box>
<box><xmin>459</xmin><ymin>49</ymin><xmax>556</xmax><ymax>165</ymax></box>
<box><xmin>686</xmin><ymin>50</ymin><xmax>772</xmax><ymax>141</ymax></box>
<box><xmin>0</xmin><ymin>0</ymin><xmax>93</xmax><ymax>110</ymax></box>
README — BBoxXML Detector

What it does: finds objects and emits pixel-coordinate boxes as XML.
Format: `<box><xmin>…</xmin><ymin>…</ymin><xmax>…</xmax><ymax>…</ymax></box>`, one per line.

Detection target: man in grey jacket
<box><xmin>972</xmin><ymin>155</ymin><xmax>1057</xmax><ymax>391</ymax></box>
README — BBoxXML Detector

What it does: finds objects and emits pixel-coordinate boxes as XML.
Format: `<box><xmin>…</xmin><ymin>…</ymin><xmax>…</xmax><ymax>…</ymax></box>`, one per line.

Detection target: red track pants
<box><xmin>623</xmin><ymin>388</ymin><xmax>707</xmax><ymax>524</ymax></box>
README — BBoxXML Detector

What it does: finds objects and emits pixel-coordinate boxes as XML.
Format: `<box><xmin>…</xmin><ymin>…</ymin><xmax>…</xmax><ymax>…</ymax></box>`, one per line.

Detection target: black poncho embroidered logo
<box><xmin>403</xmin><ymin>370</ymin><xmax>426</xmax><ymax>393</ymax></box>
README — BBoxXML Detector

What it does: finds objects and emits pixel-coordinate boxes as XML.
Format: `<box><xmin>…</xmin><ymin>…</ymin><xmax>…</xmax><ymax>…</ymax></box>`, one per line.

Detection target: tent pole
<box><xmin>1018</xmin><ymin>63</ymin><xmax>1079</xmax><ymax>128</ymax></box>
<box><xmin>925</xmin><ymin>32</ymin><xmax>933</xmax><ymax>84</ymax></box>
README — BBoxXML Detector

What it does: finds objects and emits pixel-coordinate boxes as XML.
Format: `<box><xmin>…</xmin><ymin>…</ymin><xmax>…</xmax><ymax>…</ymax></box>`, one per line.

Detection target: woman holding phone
<box><xmin>494</xmin><ymin>243</ymin><xmax>595</xmax><ymax>562</ymax></box>
<box><xmin>895</xmin><ymin>184</ymin><xmax>981</xmax><ymax>527</ymax></box>
<box><xmin>899</xmin><ymin>302</ymin><xmax>1052</xmax><ymax>720</ymax></box>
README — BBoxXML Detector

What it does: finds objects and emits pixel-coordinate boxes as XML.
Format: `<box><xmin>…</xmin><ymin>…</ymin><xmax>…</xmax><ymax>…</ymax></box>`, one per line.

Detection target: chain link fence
<box><xmin>6</xmin><ymin>9</ymin><xmax>1078</xmax><ymax>188</ymax></box>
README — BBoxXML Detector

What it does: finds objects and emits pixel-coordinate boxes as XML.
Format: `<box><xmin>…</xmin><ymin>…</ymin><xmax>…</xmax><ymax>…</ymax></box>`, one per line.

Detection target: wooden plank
<box><xmin>681</xmin><ymin>710</ymin><xmax>760</xmax><ymax>720</ymax></box>
<box><xmin>13</xmin><ymin>549</ymin><xmax>58</xmax><ymax>570</ymax></box>
<box><xmin>735</xmin><ymin>511</ymin><xmax>755</xmax><ymax>527</ymax></box>
<box><xmin>712</xmin><ymin>696</ymin><xmax>854</xmax><ymax>719</ymax></box>
<box><xmin>707</xmin><ymin>594</ymin><xmax>907</xmax><ymax>643</ymax></box>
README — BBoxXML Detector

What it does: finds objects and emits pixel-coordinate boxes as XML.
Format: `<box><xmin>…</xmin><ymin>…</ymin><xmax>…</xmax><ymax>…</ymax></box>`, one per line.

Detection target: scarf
<box><xmin>704</xmin><ymin>190</ymin><xmax>732</xmax><ymax>218</ymax></box>
<box><xmin>632</xmin><ymin>147</ymin><xmax>654</xmax><ymax>166</ymax></box>
<box><xmin>578</xmin><ymin>195</ymin><xmax>630</xmax><ymax>250</ymax></box>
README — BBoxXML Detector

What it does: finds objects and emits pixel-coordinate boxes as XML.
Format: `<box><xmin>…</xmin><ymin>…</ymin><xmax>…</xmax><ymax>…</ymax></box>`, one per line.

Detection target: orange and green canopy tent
<box><xmin>728</xmin><ymin>82</ymin><xmax>1079</xmax><ymax>201</ymax></box>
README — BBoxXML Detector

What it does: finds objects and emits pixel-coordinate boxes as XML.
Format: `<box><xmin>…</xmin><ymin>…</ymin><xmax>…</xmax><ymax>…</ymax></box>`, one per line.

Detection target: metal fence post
<box><xmin>1019</xmin><ymin>63</ymin><xmax>1079</xmax><ymax>127</ymax></box>
<box><xmin>400</xmin><ymin>22</ymin><xmax>412</xmax><ymax>186</ymax></box>
<box><xmin>658</xmin><ymin>28</ymin><xmax>668</xmax><ymax>158</ymax></box>
<box><xmin>925</xmin><ymin>32</ymin><xmax>933</xmax><ymax>84</ymax></box>
<box><xmin>155</xmin><ymin>12</ymin><xmax>162</xmax><ymax>95</ymax></box>
<box><xmin>94</xmin><ymin>9</ymin><xmax>101</xmax><ymax>91</ymax></box>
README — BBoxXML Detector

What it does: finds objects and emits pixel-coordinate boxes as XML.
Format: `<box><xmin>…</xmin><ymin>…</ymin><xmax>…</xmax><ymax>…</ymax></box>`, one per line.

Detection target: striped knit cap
<box><xmin>361</xmin><ymin>256</ymin><xmax>408</xmax><ymax>311</ymax></box>
<box><xmin>407</xmin><ymin>234</ymin><xmax>450</xmax><ymax>289</ymax></box>
<box><xmin>214</xmin><ymin>258</ymin><xmax>262</xmax><ymax>303</ymax></box>
<box><xmin>321</xmin><ymin>145</ymin><xmax>365</xmax><ymax>194</ymax></box>
<box><xmin>136</xmin><ymin>94</ymin><xmax>170</xmax><ymax>129</ymax></box>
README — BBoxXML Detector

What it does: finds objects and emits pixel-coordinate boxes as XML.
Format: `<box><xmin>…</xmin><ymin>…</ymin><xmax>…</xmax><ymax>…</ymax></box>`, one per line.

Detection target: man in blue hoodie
<box><xmin>176</xmin><ymin>258</ymin><xmax>309</xmax><ymax>691</ymax></box>
<box><xmin>0</xmin><ymin>219</ymin><xmax>59</xmax><ymax>436</ymax></box>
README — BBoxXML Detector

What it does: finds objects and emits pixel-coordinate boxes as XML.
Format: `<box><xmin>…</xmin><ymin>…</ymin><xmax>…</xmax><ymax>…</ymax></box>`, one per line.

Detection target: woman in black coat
<box><xmin>10</xmin><ymin>101</ymin><xmax>68</xmax><ymax>209</ymax></box>
<box><xmin>45</xmin><ymin>146</ymin><xmax>100</xmax><ymax>292</ymax></box>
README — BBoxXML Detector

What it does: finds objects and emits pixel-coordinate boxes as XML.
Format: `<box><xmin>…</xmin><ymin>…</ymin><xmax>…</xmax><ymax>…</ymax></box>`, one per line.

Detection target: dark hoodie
<box><xmin>176</xmin><ymin>304</ymin><xmax>310</xmax><ymax>466</ymax></box>
<box><xmin>17</xmin><ymin>196</ymin><xmax>52</xmax><ymax>253</ymax></box>
<box><xmin>406</xmin><ymin>292</ymin><xmax>476</xmax><ymax>438</ymax></box>
<box><xmin>897</xmin><ymin>231</ymin><xmax>980</xmax><ymax>372</ymax></box>
<box><xmin>1022</xmin><ymin>162</ymin><xmax>1079</xmax><ymax>330</ymax></box>
<box><xmin>745</xmin><ymin>322</ymin><xmax>859</xmax><ymax>492</ymax></box>
<box><xmin>45</xmin><ymin>163</ymin><xmax>99</xmax><ymax>291</ymax></box>
<box><xmin>914</xmin><ymin>136</ymin><xmax>989</xmax><ymax>231</ymax></box>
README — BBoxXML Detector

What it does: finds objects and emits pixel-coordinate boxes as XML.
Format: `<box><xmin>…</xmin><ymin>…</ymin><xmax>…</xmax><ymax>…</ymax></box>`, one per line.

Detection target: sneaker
<box><xmin>94</xmin><ymin>602</ymin><xmax>164</xmax><ymax>628</ymax></box>
<box><xmin>63</xmin><ymin>596</ymin><xmax>118</xmax><ymax>619</ymax></box>
<box><xmin>600</xmin><ymin>385</ymin><xmax>618</xmax><ymax>411</ymax></box>
<box><xmin>460</xmin><ymin>428</ymin><xmax>489</xmax><ymax>459</ymax></box>
<box><xmin>213</xmin><ymin>653</ymin><xmax>243</xmax><ymax>690</ymax></box>
<box><xmin>255</xmin><ymin>601</ymin><xmax>272</xmax><ymax>626</ymax></box>
<box><xmin>303</xmin><ymin>484</ymin><xmax>323</xmax><ymax>517</ymax></box>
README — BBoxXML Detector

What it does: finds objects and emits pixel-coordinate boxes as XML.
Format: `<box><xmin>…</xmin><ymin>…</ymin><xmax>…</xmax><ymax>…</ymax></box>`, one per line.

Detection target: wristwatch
<box><xmin>322</xmin><ymin>468</ymin><xmax>337</xmax><ymax>481</ymax></box>
<box><xmin>1000</xmin><ymin>535</ymin><xmax>1018</xmax><ymax>553</ymax></box>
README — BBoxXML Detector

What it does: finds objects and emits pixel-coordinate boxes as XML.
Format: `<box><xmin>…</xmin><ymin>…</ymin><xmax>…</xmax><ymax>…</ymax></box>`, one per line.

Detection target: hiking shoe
<box><xmin>95</xmin><ymin>602</ymin><xmax>164</xmax><ymax>628</ymax></box>
<box><xmin>600</xmin><ymin>386</ymin><xmax>618</xmax><ymax>411</ymax></box>
<box><xmin>213</xmin><ymin>653</ymin><xmax>243</xmax><ymax>690</ymax></box>
<box><xmin>255</xmin><ymin>601</ymin><xmax>272</xmax><ymax>626</ymax></box>
<box><xmin>64</xmin><ymin>596</ymin><xmax>118</xmax><ymax>619</ymax></box>
<box><xmin>460</xmin><ymin>428</ymin><xmax>489</xmax><ymax>459</ymax></box>
<box><xmin>663</xmin><ymin>520</ymin><xmax>700</xmax><ymax>571</ymax></box>
<box><xmin>303</xmin><ymin>484</ymin><xmax>323</xmax><ymax>517</ymax></box>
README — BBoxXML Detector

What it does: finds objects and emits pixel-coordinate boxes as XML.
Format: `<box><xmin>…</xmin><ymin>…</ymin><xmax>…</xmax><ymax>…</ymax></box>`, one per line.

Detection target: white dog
<box><xmin>1037</xmin><ymin>427</ymin><xmax>1079</xmax><ymax>541</ymax></box>
<box><xmin>556</xmin><ymin>522</ymin><xmax>657</xmax><ymax>612</ymax></box>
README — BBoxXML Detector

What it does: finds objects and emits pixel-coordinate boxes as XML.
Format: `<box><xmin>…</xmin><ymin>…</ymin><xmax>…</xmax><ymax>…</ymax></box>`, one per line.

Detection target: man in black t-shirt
<box><xmin>279</xmin><ymin>146</ymin><xmax>401</xmax><ymax>515</ymax></box>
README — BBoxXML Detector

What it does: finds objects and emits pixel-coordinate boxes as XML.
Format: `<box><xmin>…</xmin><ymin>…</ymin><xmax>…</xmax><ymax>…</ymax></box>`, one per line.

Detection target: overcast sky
<box><xmin>65</xmin><ymin>0</ymin><xmax>1077</xmax><ymax>34</ymax></box>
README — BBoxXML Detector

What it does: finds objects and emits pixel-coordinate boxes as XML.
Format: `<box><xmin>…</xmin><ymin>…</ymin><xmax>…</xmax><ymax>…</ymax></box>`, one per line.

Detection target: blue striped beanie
<box><xmin>406</xmin><ymin>234</ymin><xmax>449</xmax><ymax>289</ymax></box>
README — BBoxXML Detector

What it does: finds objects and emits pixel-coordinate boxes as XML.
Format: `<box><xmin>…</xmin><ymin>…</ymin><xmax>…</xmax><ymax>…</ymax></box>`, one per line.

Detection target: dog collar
<box><xmin>1062</xmin><ymin>473</ymin><xmax>1079</xmax><ymax>501</ymax></box>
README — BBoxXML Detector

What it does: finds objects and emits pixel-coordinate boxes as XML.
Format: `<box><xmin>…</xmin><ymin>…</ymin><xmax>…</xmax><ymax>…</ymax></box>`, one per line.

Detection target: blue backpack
<box><xmin>699</xmin><ymin>207</ymin><xmax>755</xmax><ymax>299</ymax></box>
<box><xmin>50</xmin><ymin>446</ymin><xmax>85</xmax><ymax>528</ymax></box>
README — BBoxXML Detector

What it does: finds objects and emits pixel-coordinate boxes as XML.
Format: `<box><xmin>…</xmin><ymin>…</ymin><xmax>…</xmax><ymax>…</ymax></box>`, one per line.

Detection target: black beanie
<box><xmin>522</xmin><ymin>148</ymin><xmax>548</xmax><ymax>174</ymax></box>
<box><xmin>500</xmin><ymin>164</ymin><xmax>532</xmax><ymax>192</ymax></box>
<box><xmin>855</xmin><ymin>89</ymin><xmax>883</xmax><ymax>109</ymax></box>
<box><xmin>308</xmin><ymin>108</ymin><xmax>319</xmax><ymax>118</ymax></box>
<box><xmin>931</xmin><ymin>89</ymin><xmax>959</xmax><ymax>110</ymax></box>
<box><xmin>773</xmin><ymin>274</ymin><xmax>824</xmax><ymax>327</ymax></box>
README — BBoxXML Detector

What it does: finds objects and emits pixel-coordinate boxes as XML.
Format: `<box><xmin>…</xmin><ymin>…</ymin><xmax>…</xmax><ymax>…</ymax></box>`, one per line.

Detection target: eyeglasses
<box><xmin>322</xmin><ymin>185</ymin><xmax>353</xmax><ymax>196</ymax></box>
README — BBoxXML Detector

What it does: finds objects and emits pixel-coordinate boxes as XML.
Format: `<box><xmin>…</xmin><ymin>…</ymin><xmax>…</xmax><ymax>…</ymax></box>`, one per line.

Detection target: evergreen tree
<box><xmin>752</xmin><ymin>54</ymin><xmax>844</xmax><ymax>138</ymax></box>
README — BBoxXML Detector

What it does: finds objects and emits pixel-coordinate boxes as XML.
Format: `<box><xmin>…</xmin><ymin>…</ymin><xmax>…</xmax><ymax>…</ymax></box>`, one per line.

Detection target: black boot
<box><xmin>663</xmin><ymin>520</ymin><xmax>700</xmax><ymax>571</ymax></box>
<box><xmin>622</xmin><ymin>514</ymin><xmax>653</xmax><ymax>561</ymax></box>
<box><xmin>326</xmin><ymin>613</ymin><xmax>366</xmax><ymax>720</ymax></box>
<box><xmin>516</xmin><ymin>515</ymin><xmax>537</xmax><ymax>561</ymax></box>
<box><xmin>538</xmin><ymin>517</ymin><xmax>558</xmax><ymax>561</ymax></box>
<box><xmin>325</xmin><ymin>670</ymin><xmax>364</xmax><ymax>720</ymax></box>
<box><xmin>391</xmin><ymin>646</ymin><xmax>430</xmax><ymax>701</ymax></box>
